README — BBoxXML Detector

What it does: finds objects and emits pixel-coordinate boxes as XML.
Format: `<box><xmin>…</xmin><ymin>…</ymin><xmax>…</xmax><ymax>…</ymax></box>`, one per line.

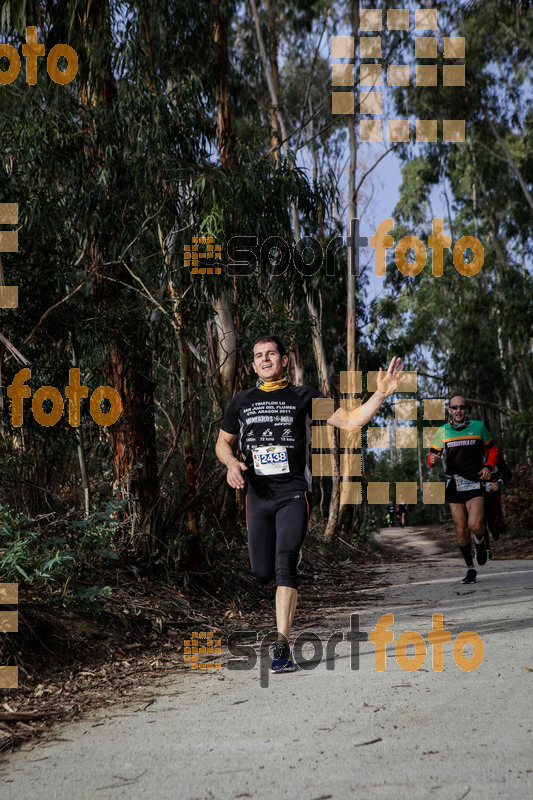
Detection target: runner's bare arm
<box><xmin>327</xmin><ymin>357</ymin><xmax>406</xmax><ymax>430</ymax></box>
<box><xmin>215</xmin><ymin>429</ymin><xmax>248</xmax><ymax>489</ymax></box>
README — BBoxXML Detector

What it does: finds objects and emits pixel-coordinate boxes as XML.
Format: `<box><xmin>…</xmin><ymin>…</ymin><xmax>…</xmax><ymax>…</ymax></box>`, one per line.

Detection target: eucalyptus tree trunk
<box><xmin>170</xmin><ymin>284</ymin><xmax>199</xmax><ymax>549</ymax></box>
<box><xmin>339</xmin><ymin>3</ymin><xmax>360</xmax><ymax>529</ymax></box>
<box><xmin>80</xmin><ymin>0</ymin><xmax>158</xmax><ymax>556</ymax></box>
<box><xmin>213</xmin><ymin>291</ymin><xmax>237</xmax><ymax>394</ymax></box>
<box><xmin>214</xmin><ymin>0</ymin><xmax>235</xmax><ymax>168</ymax></box>
<box><xmin>213</xmin><ymin>2</ymin><xmax>237</xmax><ymax>398</ymax></box>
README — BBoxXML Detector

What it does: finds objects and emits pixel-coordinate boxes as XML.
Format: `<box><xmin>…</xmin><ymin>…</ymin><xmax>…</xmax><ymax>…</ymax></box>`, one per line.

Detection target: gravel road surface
<box><xmin>1</xmin><ymin>528</ymin><xmax>532</xmax><ymax>800</ymax></box>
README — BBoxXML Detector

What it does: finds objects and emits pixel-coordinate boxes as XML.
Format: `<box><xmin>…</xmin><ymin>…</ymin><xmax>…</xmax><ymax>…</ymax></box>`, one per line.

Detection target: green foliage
<box><xmin>0</xmin><ymin>502</ymin><xmax>122</xmax><ymax>607</ymax></box>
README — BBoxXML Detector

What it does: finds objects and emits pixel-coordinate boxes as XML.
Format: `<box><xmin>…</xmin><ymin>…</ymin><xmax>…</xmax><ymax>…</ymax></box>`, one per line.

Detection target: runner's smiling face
<box><xmin>252</xmin><ymin>342</ymin><xmax>289</xmax><ymax>382</ymax></box>
<box><xmin>449</xmin><ymin>395</ymin><xmax>468</xmax><ymax>425</ymax></box>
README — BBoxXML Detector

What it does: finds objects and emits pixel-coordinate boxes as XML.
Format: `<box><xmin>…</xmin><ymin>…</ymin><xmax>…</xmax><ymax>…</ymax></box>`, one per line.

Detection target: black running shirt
<box><xmin>221</xmin><ymin>385</ymin><xmax>334</xmax><ymax>497</ymax></box>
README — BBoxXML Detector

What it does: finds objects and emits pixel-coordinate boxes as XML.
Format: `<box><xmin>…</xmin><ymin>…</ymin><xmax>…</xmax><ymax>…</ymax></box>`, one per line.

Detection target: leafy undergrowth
<box><xmin>0</xmin><ymin>519</ymin><xmax>379</xmax><ymax>754</ymax></box>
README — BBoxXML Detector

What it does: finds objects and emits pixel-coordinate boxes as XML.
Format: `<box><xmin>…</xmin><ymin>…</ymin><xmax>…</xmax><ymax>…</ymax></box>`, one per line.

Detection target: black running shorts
<box><xmin>245</xmin><ymin>487</ymin><xmax>311</xmax><ymax>589</ymax></box>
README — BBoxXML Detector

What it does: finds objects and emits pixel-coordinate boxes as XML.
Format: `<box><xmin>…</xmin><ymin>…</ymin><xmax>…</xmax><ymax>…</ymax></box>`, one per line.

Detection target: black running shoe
<box><xmin>462</xmin><ymin>568</ymin><xmax>477</xmax><ymax>584</ymax></box>
<box><xmin>475</xmin><ymin>537</ymin><xmax>487</xmax><ymax>566</ymax></box>
<box><xmin>270</xmin><ymin>642</ymin><xmax>296</xmax><ymax>674</ymax></box>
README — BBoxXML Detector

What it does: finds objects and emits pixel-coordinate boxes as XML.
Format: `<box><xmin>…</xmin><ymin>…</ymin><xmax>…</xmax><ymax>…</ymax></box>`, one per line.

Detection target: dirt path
<box><xmin>2</xmin><ymin>527</ymin><xmax>532</xmax><ymax>800</ymax></box>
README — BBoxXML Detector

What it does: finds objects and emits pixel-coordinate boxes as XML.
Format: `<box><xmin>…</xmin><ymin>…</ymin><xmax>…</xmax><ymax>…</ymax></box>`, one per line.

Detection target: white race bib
<box><xmin>454</xmin><ymin>475</ymin><xmax>481</xmax><ymax>492</ymax></box>
<box><xmin>252</xmin><ymin>445</ymin><xmax>289</xmax><ymax>476</ymax></box>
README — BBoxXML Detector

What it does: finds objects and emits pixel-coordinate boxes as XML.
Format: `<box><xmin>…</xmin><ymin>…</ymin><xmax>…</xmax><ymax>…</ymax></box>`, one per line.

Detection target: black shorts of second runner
<box><xmin>445</xmin><ymin>475</ymin><xmax>485</xmax><ymax>504</ymax></box>
<box><xmin>246</xmin><ymin>486</ymin><xmax>310</xmax><ymax>589</ymax></box>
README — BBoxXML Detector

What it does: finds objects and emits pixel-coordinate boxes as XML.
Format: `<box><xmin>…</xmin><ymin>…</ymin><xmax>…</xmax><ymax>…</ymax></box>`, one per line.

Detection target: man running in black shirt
<box><xmin>216</xmin><ymin>334</ymin><xmax>405</xmax><ymax>673</ymax></box>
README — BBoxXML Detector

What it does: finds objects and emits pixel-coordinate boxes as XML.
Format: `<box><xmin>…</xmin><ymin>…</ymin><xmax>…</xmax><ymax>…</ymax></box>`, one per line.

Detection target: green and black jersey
<box><xmin>428</xmin><ymin>419</ymin><xmax>498</xmax><ymax>481</ymax></box>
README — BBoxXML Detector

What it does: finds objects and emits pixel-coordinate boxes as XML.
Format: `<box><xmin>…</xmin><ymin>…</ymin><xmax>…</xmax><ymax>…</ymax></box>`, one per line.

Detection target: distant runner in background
<box><xmin>427</xmin><ymin>396</ymin><xmax>499</xmax><ymax>584</ymax></box>
<box><xmin>397</xmin><ymin>495</ymin><xmax>407</xmax><ymax>528</ymax></box>
<box><xmin>387</xmin><ymin>501</ymin><xmax>396</xmax><ymax>527</ymax></box>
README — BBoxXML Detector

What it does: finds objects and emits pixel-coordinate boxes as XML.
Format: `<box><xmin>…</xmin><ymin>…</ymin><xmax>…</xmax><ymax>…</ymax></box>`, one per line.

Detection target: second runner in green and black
<box><xmin>428</xmin><ymin>395</ymin><xmax>499</xmax><ymax>584</ymax></box>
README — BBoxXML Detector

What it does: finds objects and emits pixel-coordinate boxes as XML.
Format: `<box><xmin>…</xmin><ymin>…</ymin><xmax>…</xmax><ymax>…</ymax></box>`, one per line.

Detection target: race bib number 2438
<box><xmin>252</xmin><ymin>446</ymin><xmax>289</xmax><ymax>476</ymax></box>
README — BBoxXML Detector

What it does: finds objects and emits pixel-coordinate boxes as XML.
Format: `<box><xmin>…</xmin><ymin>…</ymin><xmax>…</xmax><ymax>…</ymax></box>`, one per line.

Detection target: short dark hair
<box><xmin>252</xmin><ymin>335</ymin><xmax>286</xmax><ymax>359</ymax></box>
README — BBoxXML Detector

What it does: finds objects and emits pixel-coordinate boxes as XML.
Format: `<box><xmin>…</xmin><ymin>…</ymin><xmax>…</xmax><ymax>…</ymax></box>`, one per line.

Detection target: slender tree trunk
<box><xmin>80</xmin><ymin>0</ymin><xmax>158</xmax><ymax>556</ymax></box>
<box><xmin>213</xmin><ymin>291</ymin><xmax>237</xmax><ymax>394</ymax></box>
<box><xmin>289</xmin><ymin>339</ymin><xmax>306</xmax><ymax>385</ymax></box>
<box><xmin>71</xmin><ymin>338</ymin><xmax>91</xmax><ymax>517</ymax></box>
<box><xmin>346</xmin><ymin>115</ymin><xmax>358</xmax><ymax>373</ymax></box>
<box><xmin>170</xmin><ymin>284</ymin><xmax>199</xmax><ymax>553</ymax></box>
<box><xmin>214</xmin><ymin>0</ymin><xmax>235</xmax><ymax>167</ymax></box>
<box><xmin>265</xmin><ymin>0</ymin><xmax>281</xmax><ymax>161</ymax></box>
<box><xmin>339</xmin><ymin>4</ymin><xmax>360</xmax><ymax>529</ymax></box>
<box><xmin>306</xmin><ymin>292</ymin><xmax>329</xmax><ymax>395</ymax></box>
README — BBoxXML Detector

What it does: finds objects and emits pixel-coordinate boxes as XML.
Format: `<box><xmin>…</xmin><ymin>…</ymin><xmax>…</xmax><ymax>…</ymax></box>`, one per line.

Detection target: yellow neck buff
<box><xmin>256</xmin><ymin>377</ymin><xmax>289</xmax><ymax>392</ymax></box>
